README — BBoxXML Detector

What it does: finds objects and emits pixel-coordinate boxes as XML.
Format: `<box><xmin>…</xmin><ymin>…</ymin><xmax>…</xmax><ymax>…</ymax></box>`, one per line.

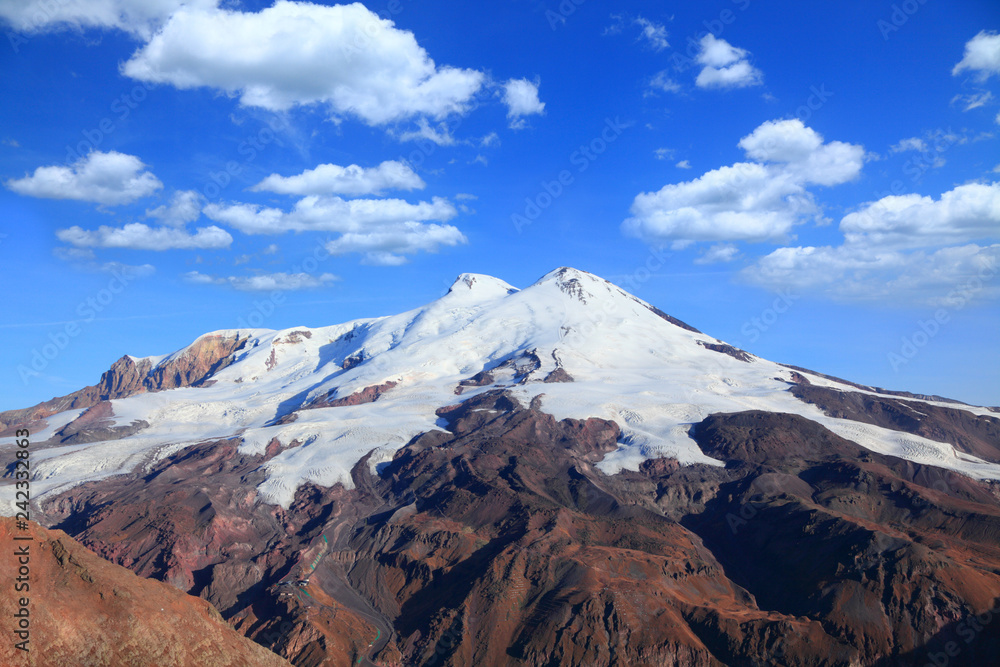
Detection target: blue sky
<box><xmin>1</xmin><ymin>0</ymin><xmax>998</xmax><ymax>410</ymax></box>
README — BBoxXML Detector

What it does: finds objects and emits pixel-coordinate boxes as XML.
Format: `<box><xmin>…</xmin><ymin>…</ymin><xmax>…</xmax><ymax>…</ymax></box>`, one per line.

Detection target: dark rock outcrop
<box><xmin>38</xmin><ymin>393</ymin><xmax>1000</xmax><ymax>666</ymax></box>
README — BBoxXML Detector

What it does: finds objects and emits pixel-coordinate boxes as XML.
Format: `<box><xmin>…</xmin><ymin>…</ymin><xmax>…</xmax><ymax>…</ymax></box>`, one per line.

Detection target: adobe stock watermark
<box><xmin>877</xmin><ymin>0</ymin><xmax>930</xmax><ymax>41</ymax></box>
<box><xmin>62</xmin><ymin>80</ymin><xmax>157</xmax><ymax>167</ymax></box>
<box><xmin>920</xmin><ymin>599</ymin><xmax>1000</xmax><ymax>667</ymax></box>
<box><xmin>511</xmin><ymin>116</ymin><xmax>628</xmax><ymax>233</ymax></box>
<box><xmin>560</xmin><ymin>246</ymin><xmax>672</xmax><ymax>351</ymax></box>
<box><xmin>545</xmin><ymin>0</ymin><xmax>588</xmax><ymax>30</ymax></box>
<box><xmin>6</xmin><ymin>0</ymin><xmax>81</xmax><ymax>53</ymax></box>
<box><xmin>724</xmin><ymin>476</ymin><xmax>785</xmax><ymax>535</ymax></box>
<box><xmin>199</xmin><ymin>114</ymin><xmax>291</xmax><ymax>205</ymax></box>
<box><xmin>397</xmin><ymin>84</ymin><xmax>496</xmax><ymax>173</ymax></box>
<box><xmin>739</xmin><ymin>290</ymin><xmax>800</xmax><ymax>344</ymax></box>
<box><xmin>341</xmin><ymin>0</ymin><xmax>407</xmax><ymax>61</ymax></box>
<box><xmin>235</xmin><ymin>235</ymin><xmax>337</xmax><ymax>329</ymax></box>
<box><xmin>888</xmin><ymin>257</ymin><xmax>997</xmax><ymax>372</ymax></box>
<box><xmin>17</xmin><ymin>265</ymin><xmax>143</xmax><ymax>384</ymax></box>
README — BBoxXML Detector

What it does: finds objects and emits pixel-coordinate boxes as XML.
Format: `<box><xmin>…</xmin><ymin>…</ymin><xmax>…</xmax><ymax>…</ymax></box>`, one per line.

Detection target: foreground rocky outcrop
<box><xmin>0</xmin><ymin>518</ymin><xmax>290</xmax><ymax>667</ymax></box>
<box><xmin>36</xmin><ymin>389</ymin><xmax>1000</xmax><ymax>666</ymax></box>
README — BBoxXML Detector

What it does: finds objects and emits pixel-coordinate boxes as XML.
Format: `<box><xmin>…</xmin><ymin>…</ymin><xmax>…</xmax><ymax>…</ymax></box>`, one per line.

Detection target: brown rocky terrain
<box><xmin>0</xmin><ymin>517</ymin><xmax>291</xmax><ymax>667</ymax></box>
<box><xmin>33</xmin><ymin>388</ymin><xmax>1000</xmax><ymax>666</ymax></box>
<box><xmin>0</xmin><ymin>332</ymin><xmax>249</xmax><ymax>438</ymax></box>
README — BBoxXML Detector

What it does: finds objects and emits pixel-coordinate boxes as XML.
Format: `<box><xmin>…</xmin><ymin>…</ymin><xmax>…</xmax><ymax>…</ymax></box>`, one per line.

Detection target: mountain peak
<box><xmin>446</xmin><ymin>273</ymin><xmax>518</xmax><ymax>298</ymax></box>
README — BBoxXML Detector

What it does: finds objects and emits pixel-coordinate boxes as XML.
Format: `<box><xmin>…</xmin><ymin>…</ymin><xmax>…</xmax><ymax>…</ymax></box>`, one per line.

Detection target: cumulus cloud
<box><xmin>324</xmin><ymin>222</ymin><xmax>467</xmax><ymax>265</ymax></box>
<box><xmin>251</xmin><ymin>160</ymin><xmax>424</xmax><ymax>196</ymax></box>
<box><xmin>6</xmin><ymin>151</ymin><xmax>162</xmax><ymax>205</ymax></box>
<box><xmin>742</xmin><ymin>182</ymin><xmax>1000</xmax><ymax>305</ymax></box>
<box><xmin>0</xmin><ymin>0</ymin><xmax>219</xmax><ymax>38</ymax></box>
<box><xmin>185</xmin><ymin>270</ymin><xmax>337</xmax><ymax>291</ymax></box>
<box><xmin>145</xmin><ymin>189</ymin><xmax>202</xmax><ymax>225</ymax></box>
<box><xmin>840</xmin><ymin>182</ymin><xmax>1000</xmax><ymax>249</ymax></box>
<box><xmin>953</xmin><ymin>30</ymin><xmax>1000</xmax><ymax>80</ymax></box>
<box><xmin>121</xmin><ymin>1</ymin><xmax>485</xmax><ymax>126</ymax></box>
<box><xmin>204</xmin><ymin>195</ymin><xmax>457</xmax><ymax>235</ymax></box>
<box><xmin>502</xmin><ymin>78</ymin><xmax>545</xmax><ymax>129</ymax></box>
<box><xmin>694</xmin><ymin>35</ymin><xmax>762</xmax><ymax>89</ymax></box>
<box><xmin>743</xmin><ymin>243</ymin><xmax>1000</xmax><ymax>307</ymax></box>
<box><xmin>623</xmin><ymin>119</ymin><xmax>864</xmax><ymax>246</ymax></box>
<box><xmin>56</xmin><ymin>223</ymin><xmax>233</xmax><ymax>250</ymax></box>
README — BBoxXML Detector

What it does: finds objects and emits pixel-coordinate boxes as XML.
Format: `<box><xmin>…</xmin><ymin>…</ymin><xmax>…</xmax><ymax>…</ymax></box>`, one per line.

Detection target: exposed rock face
<box><xmin>697</xmin><ymin>340</ymin><xmax>754</xmax><ymax>363</ymax></box>
<box><xmin>790</xmin><ymin>384</ymin><xmax>1000</xmax><ymax>463</ymax></box>
<box><xmin>38</xmin><ymin>392</ymin><xmax>1000</xmax><ymax>666</ymax></box>
<box><xmin>781</xmin><ymin>363</ymin><xmax>963</xmax><ymax>404</ymax></box>
<box><xmin>146</xmin><ymin>334</ymin><xmax>249</xmax><ymax>391</ymax></box>
<box><xmin>51</xmin><ymin>400</ymin><xmax>149</xmax><ymax>445</ymax></box>
<box><xmin>0</xmin><ymin>333</ymin><xmax>249</xmax><ymax>439</ymax></box>
<box><xmin>646</xmin><ymin>304</ymin><xmax>702</xmax><ymax>333</ymax></box>
<box><xmin>306</xmin><ymin>381</ymin><xmax>399</xmax><ymax>410</ymax></box>
<box><xmin>0</xmin><ymin>518</ymin><xmax>290</xmax><ymax>667</ymax></box>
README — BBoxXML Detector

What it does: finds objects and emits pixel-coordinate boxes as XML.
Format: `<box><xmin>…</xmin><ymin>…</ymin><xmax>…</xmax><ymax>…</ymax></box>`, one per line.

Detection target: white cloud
<box><xmin>98</xmin><ymin>261</ymin><xmax>156</xmax><ymax>278</ymax></box>
<box><xmin>250</xmin><ymin>160</ymin><xmax>424</xmax><ymax>197</ymax></box>
<box><xmin>56</xmin><ymin>223</ymin><xmax>233</xmax><ymax>250</ymax></box>
<box><xmin>840</xmin><ymin>182</ymin><xmax>1000</xmax><ymax>249</ymax></box>
<box><xmin>6</xmin><ymin>151</ymin><xmax>162</xmax><ymax>205</ymax></box>
<box><xmin>742</xmin><ymin>182</ymin><xmax>1000</xmax><ymax>305</ymax></box>
<box><xmin>480</xmin><ymin>132</ymin><xmax>500</xmax><ymax>148</ymax></box>
<box><xmin>653</xmin><ymin>148</ymin><xmax>674</xmax><ymax>161</ymax></box>
<box><xmin>145</xmin><ymin>189</ymin><xmax>202</xmax><ymax>225</ymax></box>
<box><xmin>890</xmin><ymin>137</ymin><xmax>928</xmax><ymax>153</ymax></box>
<box><xmin>53</xmin><ymin>247</ymin><xmax>97</xmax><ymax>262</ymax></box>
<box><xmin>204</xmin><ymin>195</ymin><xmax>457</xmax><ymax>235</ymax></box>
<box><xmin>502</xmin><ymin>78</ymin><xmax>545</xmax><ymax>129</ymax></box>
<box><xmin>121</xmin><ymin>1</ymin><xmax>486</xmax><ymax>126</ymax></box>
<box><xmin>694</xmin><ymin>35</ymin><xmax>762</xmax><ymax>89</ymax></box>
<box><xmin>185</xmin><ymin>270</ymin><xmax>337</xmax><ymax>291</ymax></box>
<box><xmin>743</xmin><ymin>243</ymin><xmax>1000</xmax><ymax>306</ymax></box>
<box><xmin>623</xmin><ymin>119</ymin><xmax>864</xmax><ymax>246</ymax></box>
<box><xmin>325</xmin><ymin>222</ymin><xmax>467</xmax><ymax>265</ymax></box>
<box><xmin>953</xmin><ymin>30</ymin><xmax>1000</xmax><ymax>80</ymax></box>
<box><xmin>737</xmin><ymin>120</ymin><xmax>864</xmax><ymax>185</ymax></box>
<box><xmin>397</xmin><ymin>118</ymin><xmax>457</xmax><ymax>146</ymax></box>
<box><xmin>0</xmin><ymin>0</ymin><xmax>219</xmax><ymax>38</ymax></box>
<box><xmin>649</xmin><ymin>70</ymin><xmax>681</xmax><ymax>94</ymax></box>
<box><xmin>952</xmin><ymin>91</ymin><xmax>994</xmax><ymax>111</ymax></box>
<box><xmin>676</xmin><ymin>160</ymin><xmax>692</xmax><ymax>169</ymax></box>
<box><xmin>634</xmin><ymin>17</ymin><xmax>669</xmax><ymax>51</ymax></box>
<box><xmin>695</xmin><ymin>243</ymin><xmax>739</xmax><ymax>265</ymax></box>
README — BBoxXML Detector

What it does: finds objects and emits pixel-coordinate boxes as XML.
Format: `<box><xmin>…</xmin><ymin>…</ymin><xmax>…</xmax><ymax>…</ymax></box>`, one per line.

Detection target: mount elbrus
<box><xmin>2</xmin><ymin>267</ymin><xmax>999</xmax><ymax>667</ymax></box>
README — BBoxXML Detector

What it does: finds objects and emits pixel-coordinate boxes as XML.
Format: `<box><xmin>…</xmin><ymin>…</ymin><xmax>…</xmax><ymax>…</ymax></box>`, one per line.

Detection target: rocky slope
<box><xmin>3</xmin><ymin>267</ymin><xmax>1000</xmax><ymax>666</ymax></box>
<box><xmin>33</xmin><ymin>388</ymin><xmax>1000</xmax><ymax>666</ymax></box>
<box><xmin>0</xmin><ymin>518</ymin><xmax>291</xmax><ymax>667</ymax></box>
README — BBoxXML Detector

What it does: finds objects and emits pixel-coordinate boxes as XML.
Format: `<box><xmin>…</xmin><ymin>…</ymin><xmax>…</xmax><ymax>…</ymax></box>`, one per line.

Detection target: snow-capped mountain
<box><xmin>6</xmin><ymin>268</ymin><xmax>1000</xmax><ymax>666</ymax></box>
<box><xmin>3</xmin><ymin>267</ymin><xmax>998</xmax><ymax>510</ymax></box>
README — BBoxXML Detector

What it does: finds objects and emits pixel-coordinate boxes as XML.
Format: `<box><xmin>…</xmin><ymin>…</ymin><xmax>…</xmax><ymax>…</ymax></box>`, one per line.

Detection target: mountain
<box><xmin>0</xmin><ymin>517</ymin><xmax>291</xmax><ymax>667</ymax></box>
<box><xmin>3</xmin><ymin>267</ymin><xmax>1000</xmax><ymax>666</ymax></box>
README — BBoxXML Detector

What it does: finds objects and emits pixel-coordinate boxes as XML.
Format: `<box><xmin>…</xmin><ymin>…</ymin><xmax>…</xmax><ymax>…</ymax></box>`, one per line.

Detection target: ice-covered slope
<box><xmin>4</xmin><ymin>267</ymin><xmax>999</xmax><ymax>509</ymax></box>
